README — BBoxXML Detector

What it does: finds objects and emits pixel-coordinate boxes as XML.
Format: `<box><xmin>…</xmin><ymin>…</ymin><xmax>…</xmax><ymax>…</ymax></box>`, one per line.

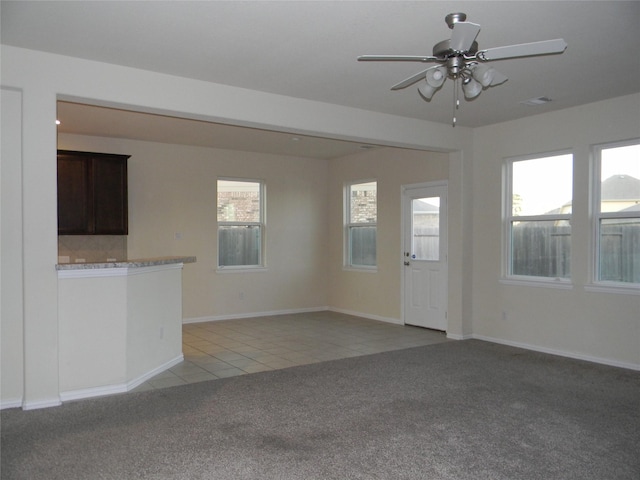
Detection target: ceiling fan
<box><xmin>357</xmin><ymin>13</ymin><xmax>567</xmax><ymax>126</ymax></box>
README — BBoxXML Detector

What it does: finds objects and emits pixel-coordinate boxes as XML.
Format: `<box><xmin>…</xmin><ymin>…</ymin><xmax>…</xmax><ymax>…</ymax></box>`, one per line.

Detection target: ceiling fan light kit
<box><xmin>358</xmin><ymin>12</ymin><xmax>567</xmax><ymax>126</ymax></box>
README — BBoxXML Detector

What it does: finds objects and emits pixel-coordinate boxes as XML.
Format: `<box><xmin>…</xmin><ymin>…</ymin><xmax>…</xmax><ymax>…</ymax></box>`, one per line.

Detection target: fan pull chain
<box><xmin>452</xmin><ymin>77</ymin><xmax>459</xmax><ymax>127</ymax></box>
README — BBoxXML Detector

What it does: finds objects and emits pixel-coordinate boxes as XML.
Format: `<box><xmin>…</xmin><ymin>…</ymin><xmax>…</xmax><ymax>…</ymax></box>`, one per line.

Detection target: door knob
<box><xmin>404</xmin><ymin>261</ymin><xmax>410</xmax><ymax>266</ymax></box>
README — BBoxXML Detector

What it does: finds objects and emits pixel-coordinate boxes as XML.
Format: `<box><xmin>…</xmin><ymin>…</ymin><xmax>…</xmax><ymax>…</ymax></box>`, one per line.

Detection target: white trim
<box><xmin>0</xmin><ymin>398</ymin><xmax>24</xmax><ymax>410</ymax></box>
<box><xmin>472</xmin><ymin>334</ymin><xmax>640</xmax><ymax>371</ymax></box>
<box><xmin>57</xmin><ymin>263</ymin><xmax>183</xmax><ymax>279</ymax></box>
<box><xmin>499</xmin><ymin>277</ymin><xmax>574</xmax><ymax>290</ymax></box>
<box><xmin>446</xmin><ymin>332</ymin><xmax>472</xmax><ymax>340</ymax></box>
<box><xmin>503</xmin><ymin>151</ymin><xmax>574</xmax><ymax>280</ymax></box>
<box><xmin>59</xmin><ymin>354</ymin><xmax>184</xmax><ymax>403</ymax></box>
<box><xmin>59</xmin><ymin>384</ymin><xmax>128</xmax><ymax>402</ymax></box>
<box><xmin>22</xmin><ymin>397</ymin><xmax>63</xmax><ymax>411</ymax></box>
<box><xmin>216</xmin><ymin>266</ymin><xmax>268</xmax><ymax>274</ymax></box>
<box><xmin>328</xmin><ymin>307</ymin><xmax>402</xmax><ymax>325</ymax></box>
<box><xmin>591</xmin><ymin>138</ymin><xmax>640</xmax><ymax>287</ymax></box>
<box><xmin>184</xmin><ymin>307</ymin><xmax>402</xmax><ymax>326</ymax></box>
<box><xmin>342</xmin><ymin>266</ymin><xmax>377</xmax><ymax>273</ymax></box>
<box><xmin>126</xmin><ymin>354</ymin><xmax>184</xmax><ymax>391</ymax></box>
<box><xmin>183</xmin><ymin>307</ymin><xmax>329</xmax><ymax>324</ymax></box>
<box><xmin>585</xmin><ymin>284</ymin><xmax>640</xmax><ymax>295</ymax></box>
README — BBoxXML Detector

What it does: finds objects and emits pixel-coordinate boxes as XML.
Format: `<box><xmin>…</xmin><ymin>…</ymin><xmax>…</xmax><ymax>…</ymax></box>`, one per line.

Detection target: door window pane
<box><xmin>412</xmin><ymin>197</ymin><xmax>439</xmax><ymax>261</ymax></box>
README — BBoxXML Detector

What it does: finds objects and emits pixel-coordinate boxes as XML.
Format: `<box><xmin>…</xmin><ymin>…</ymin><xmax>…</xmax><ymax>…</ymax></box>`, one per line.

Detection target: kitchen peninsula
<box><xmin>56</xmin><ymin>256</ymin><xmax>196</xmax><ymax>401</ymax></box>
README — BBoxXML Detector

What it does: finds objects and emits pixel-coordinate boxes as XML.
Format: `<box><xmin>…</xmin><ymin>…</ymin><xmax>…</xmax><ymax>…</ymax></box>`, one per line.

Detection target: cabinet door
<box><xmin>57</xmin><ymin>154</ymin><xmax>91</xmax><ymax>234</ymax></box>
<box><xmin>92</xmin><ymin>157</ymin><xmax>128</xmax><ymax>234</ymax></box>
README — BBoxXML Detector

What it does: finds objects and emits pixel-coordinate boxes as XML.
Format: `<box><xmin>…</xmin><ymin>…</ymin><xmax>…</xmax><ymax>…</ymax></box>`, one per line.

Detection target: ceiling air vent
<box><xmin>519</xmin><ymin>96</ymin><xmax>553</xmax><ymax>106</ymax></box>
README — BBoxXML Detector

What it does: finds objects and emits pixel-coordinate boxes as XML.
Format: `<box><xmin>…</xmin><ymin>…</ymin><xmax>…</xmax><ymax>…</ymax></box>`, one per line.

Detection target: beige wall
<box><xmin>58</xmin><ymin>134</ymin><xmax>331</xmax><ymax>320</ymax></box>
<box><xmin>58</xmin><ymin>135</ymin><xmax>451</xmax><ymax>324</ymax></box>
<box><xmin>327</xmin><ymin>148</ymin><xmax>449</xmax><ymax>321</ymax></box>
<box><xmin>471</xmin><ymin>93</ymin><xmax>640</xmax><ymax>368</ymax></box>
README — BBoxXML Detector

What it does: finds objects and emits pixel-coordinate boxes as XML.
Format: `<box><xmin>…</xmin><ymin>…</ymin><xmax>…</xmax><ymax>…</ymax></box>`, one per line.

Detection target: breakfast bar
<box><xmin>56</xmin><ymin>256</ymin><xmax>196</xmax><ymax>401</ymax></box>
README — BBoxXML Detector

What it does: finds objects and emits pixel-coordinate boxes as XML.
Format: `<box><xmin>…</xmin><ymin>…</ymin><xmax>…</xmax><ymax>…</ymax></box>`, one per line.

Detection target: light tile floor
<box><xmin>133</xmin><ymin>311</ymin><xmax>449</xmax><ymax>392</ymax></box>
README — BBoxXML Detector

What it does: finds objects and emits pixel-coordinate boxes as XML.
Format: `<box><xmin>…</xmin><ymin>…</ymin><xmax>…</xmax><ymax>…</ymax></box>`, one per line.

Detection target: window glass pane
<box><xmin>218</xmin><ymin>226</ymin><xmax>261</xmax><ymax>266</ymax></box>
<box><xmin>512</xmin><ymin>154</ymin><xmax>573</xmax><ymax>216</ymax></box>
<box><xmin>350</xmin><ymin>182</ymin><xmax>377</xmax><ymax>223</ymax></box>
<box><xmin>217</xmin><ymin>180</ymin><xmax>260</xmax><ymax>222</ymax></box>
<box><xmin>511</xmin><ymin>220</ymin><xmax>571</xmax><ymax>278</ymax></box>
<box><xmin>599</xmin><ymin>218</ymin><xmax>640</xmax><ymax>283</ymax></box>
<box><xmin>350</xmin><ymin>226</ymin><xmax>376</xmax><ymax>266</ymax></box>
<box><xmin>600</xmin><ymin>144</ymin><xmax>640</xmax><ymax>213</ymax></box>
<box><xmin>412</xmin><ymin>197</ymin><xmax>439</xmax><ymax>261</ymax></box>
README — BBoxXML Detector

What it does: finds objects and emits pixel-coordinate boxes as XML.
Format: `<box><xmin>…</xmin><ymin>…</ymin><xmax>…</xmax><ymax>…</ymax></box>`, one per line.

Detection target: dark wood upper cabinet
<box><xmin>57</xmin><ymin>150</ymin><xmax>130</xmax><ymax>235</ymax></box>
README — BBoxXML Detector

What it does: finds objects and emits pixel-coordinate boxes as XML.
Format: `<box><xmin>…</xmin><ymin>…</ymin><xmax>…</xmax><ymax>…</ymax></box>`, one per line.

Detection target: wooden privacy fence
<box><xmin>218</xmin><ymin>226</ymin><xmax>260</xmax><ymax>266</ymax></box>
<box><xmin>512</xmin><ymin>223</ymin><xmax>639</xmax><ymax>283</ymax></box>
<box><xmin>599</xmin><ymin>224</ymin><xmax>640</xmax><ymax>283</ymax></box>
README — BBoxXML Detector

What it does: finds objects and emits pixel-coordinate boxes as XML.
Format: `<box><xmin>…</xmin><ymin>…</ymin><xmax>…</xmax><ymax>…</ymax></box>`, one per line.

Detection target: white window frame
<box><xmin>588</xmin><ymin>139</ymin><xmax>640</xmax><ymax>294</ymax></box>
<box><xmin>344</xmin><ymin>179</ymin><xmax>377</xmax><ymax>271</ymax></box>
<box><xmin>216</xmin><ymin>177</ymin><xmax>266</xmax><ymax>272</ymax></box>
<box><xmin>502</xmin><ymin>151</ymin><xmax>573</xmax><ymax>288</ymax></box>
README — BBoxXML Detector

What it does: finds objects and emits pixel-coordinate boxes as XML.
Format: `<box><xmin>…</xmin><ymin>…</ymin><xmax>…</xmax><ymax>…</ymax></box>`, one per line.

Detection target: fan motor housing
<box><xmin>433</xmin><ymin>39</ymin><xmax>479</xmax><ymax>57</ymax></box>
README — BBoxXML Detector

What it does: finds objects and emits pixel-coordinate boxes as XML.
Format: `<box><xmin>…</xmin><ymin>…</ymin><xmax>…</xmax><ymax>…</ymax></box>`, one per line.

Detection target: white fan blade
<box><xmin>490</xmin><ymin>69</ymin><xmax>508</xmax><ymax>86</ymax></box>
<box><xmin>450</xmin><ymin>22</ymin><xmax>481</xmax><ymax>52</ymax></box>
<box><xmin>358</xmin><ymin>55</ymin><xmax>439</xmax><ymax>62</ymax></box>
<box><xmin>480</xmin><ymin>38</ymin><xmax>567</xmax><ymax>61</ymax></box>
<box><xmin>391</xmin><ymin>66</ymin><xmax>441</xmax><ymax>90</ymax></box>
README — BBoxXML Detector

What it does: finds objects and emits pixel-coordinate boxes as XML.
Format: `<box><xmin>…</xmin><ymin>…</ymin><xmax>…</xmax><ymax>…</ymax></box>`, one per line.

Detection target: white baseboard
<box><xmin>183</xmin><ymin>306</ymin><xmax>329</xmax><ymax>324</ymax></box>
<box><xmin>59</xmin><ymin>354</ymin><xmax>184</xmax><ymax>403</ymax></box>
<box><xmin>327</xmin><ymin>307</ymin><xmax>402</xmax><ymax>325</ymax></box>
<box><xmin>446</xmin><ymin>332</ymin><xmax>473</xmax><ymax>340</ymax></box>
<box><xmin>185</xmin><ymin>306</ymin><xmax>402</xmax><ymax>327</ymax></box>
<box><xmin>0</xmin><ymin>398</ymin><xmax>24</xmax><ymax>410</ymax></box>
<box><xmin>60</xmin><ymin>383</ymin><xmax>128</xmax><ymax>403</ymax></box>
<box><xmin>471</xmin><ymin>334</ymin><xmax>640</xmax><ymax>371</ymax></box>
<box><xmin>126</xmin><ymin>354</ymin><xmax>184</xmax><ymax>391</ymax></box>
<box><xmin>22</xmin><ymin>397</ymin><xmax>62</xmax><ymax>411</ymax></box>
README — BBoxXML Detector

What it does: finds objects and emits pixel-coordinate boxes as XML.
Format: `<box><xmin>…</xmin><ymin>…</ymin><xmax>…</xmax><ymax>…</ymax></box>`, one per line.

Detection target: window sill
<box><xmin>216</xmin><ymin>266</ymin><xmax>267</xmax><ymax>274</ymax></box>
<box><xmin>500</xmin><ymin>276</ymin><xmax>573</xmax><ymax>290</ymax></box>
<box><xmin>343</xmin><ymin>266</ymin><xmax>378</xmax><ymax>274</ymax></box>
<box><xmin>585</xmin><ymin>283</ymin><xmax>640</xmax><ymax>296</ymax></box>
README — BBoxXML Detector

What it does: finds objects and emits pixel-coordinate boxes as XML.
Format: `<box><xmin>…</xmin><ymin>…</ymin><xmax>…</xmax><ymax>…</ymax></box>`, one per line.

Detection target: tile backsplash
<box><xmin>58</xmin><ymin>235</ymin><xmax>127</xmax><ymax>263</ymax></box>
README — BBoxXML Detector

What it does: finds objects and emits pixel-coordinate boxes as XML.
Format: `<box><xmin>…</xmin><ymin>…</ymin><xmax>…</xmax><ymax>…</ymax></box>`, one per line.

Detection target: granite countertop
<box><xmin>56</xmin><ymin>256</ymin><xmax>196</xmax><ymax>270</ymax></box>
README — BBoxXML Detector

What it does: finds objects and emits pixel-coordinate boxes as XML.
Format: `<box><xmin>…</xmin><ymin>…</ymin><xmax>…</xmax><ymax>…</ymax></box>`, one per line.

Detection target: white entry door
<box><xmin>402</xmin><ymin>183</ymin><xmax>448</xmax><ymax>331</ymax></box>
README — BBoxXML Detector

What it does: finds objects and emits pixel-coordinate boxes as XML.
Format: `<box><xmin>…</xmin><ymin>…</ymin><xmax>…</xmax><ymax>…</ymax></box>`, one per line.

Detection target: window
<box><xmin>217</xmin><ymin>179</ymin><xmax>264</xmax><ymax>268</ymax></box>
<box><xmin>346</xmin><ymin>180</ymin><xmax>377</xmax><ymax>268</ymax></box>
<box><xmin>505</xmin><ymin>153</ymin><xmax>573</xmax><ymax>281</ymax></box>
<box><xmin>593</xmin><ymin>140</ymin><xmax>640</xmax><ymax>285</ymax></box>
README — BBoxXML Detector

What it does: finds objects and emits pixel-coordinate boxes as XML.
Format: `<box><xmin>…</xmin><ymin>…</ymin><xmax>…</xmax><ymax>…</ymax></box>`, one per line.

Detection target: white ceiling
<box><xmin>2</xmin><ymin>1</ymin><xmax>640</xmax><ymax>157</ymax></box>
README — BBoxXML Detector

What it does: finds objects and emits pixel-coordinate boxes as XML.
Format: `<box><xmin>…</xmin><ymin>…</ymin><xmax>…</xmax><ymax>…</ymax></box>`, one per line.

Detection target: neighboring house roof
<box><xmin>621</xmin><ymin>203</ymin><xmax>640</xmax><ymax>213</ymax></box>
<box><xmin>601</xmin><ymin>174</ymin><xmax>640</xmax><ymax>200</ymax></box>
<box><xmin>413</xmin><ymin>199</ymin><xmax>439</xmax><ymax>213</ymax></box>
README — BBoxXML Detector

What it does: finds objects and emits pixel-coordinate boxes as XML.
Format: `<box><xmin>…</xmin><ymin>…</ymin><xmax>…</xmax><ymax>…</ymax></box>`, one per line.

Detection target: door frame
<box><xmin>400</xmin><ymin>180</ymin><xmax>449</xmax><ymax>328</ymax></box>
